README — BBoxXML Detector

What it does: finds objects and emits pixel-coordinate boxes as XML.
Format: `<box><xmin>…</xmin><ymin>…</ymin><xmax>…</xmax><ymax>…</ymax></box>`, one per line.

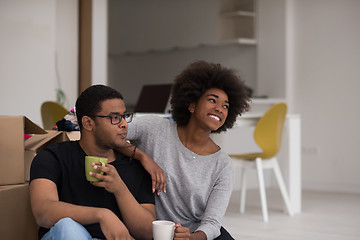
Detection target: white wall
<box><xmin>292</xmin><ymin>0</ymin><xmax>360</xmax><ymax>193</ymax></box>
<box><xmin>257</xmin><ymin>0</ymin><xmax>287</xmax><ymax>100</ymax></box>
<box><xmin>92</xmin><ymin>0</ymin><xmax>108</xmax><ymax>85</ymax></box>
<box><xmin>0</xmin><ymin>0</ymin><xmax>78</xmax><ymax>127</ymax></box>
<box><xmin>55</xmin><ymin>0</ymin><xmax>79</xmax><ymax>109</ymax></box>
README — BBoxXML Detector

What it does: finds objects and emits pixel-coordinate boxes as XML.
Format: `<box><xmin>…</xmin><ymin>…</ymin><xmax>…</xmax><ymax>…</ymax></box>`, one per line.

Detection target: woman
<box><xmin>127</xmin><ymin>60</ymin><xmax>250</xmax><ymax>240</ymax></box>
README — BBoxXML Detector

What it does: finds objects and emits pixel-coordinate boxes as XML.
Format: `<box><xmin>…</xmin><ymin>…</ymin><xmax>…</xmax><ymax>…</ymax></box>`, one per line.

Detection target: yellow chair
<box><xmin>41</xmin><ymin>101</ymin><xmax>69</xmax><ymax>130</ymax></box>
<box><xmin>230</xmin><ymin>102</ymin><xmax>293</xmax><ymax>222</ymax></box>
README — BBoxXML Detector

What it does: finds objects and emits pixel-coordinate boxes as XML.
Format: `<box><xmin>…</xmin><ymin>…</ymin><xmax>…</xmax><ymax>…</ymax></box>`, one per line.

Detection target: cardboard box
<box><xmin>0</xmin><ymin>116</ymin><xmax>81</xmax><ymax>185</ymax></box>
<box><xmin>0</xmin><ymin>183</ymin><xmax>38</xmax><ymax>240</ymax></box>
<box><xmin>24</xmin><ymin>130</ymin><xmax>81</xmax><ymax>181</ymax></box>
<box><xmin>0</xmin><ymin>116</ymin><xmax>46</xmax><ymax>185</ymax></box>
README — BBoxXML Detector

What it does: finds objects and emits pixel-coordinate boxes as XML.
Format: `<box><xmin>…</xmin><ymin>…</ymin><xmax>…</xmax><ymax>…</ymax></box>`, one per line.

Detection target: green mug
<box><xmin>85</xmin><ymin>156</ymin><xmax>108</xmax><ymax>182</ymax></box>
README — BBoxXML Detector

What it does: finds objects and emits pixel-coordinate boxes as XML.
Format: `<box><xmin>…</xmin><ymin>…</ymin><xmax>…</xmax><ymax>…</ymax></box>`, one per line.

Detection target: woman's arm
<box><xmin>195</xmin><ymin>164</ymin><xmax>233</xmax><ymax>240</ymax></box>
<box><xmin>118</xmin><ymin>144</ymin><xmax>166</xmax><ymax>194</ymax></box>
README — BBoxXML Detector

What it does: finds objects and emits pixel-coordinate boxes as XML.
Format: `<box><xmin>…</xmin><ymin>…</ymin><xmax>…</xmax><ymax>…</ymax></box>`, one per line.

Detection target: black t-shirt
<box><xmin>30</xmin><ymin>141</ymin><xmax>154</xmax><ymax>239</ymax></box>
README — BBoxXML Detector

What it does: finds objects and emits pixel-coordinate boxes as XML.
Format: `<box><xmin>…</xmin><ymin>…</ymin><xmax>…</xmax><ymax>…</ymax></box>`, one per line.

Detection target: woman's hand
<box><xmin>140</xmin><ymin>154</ymin><xmax>167</xmax><ymax>195</ymax></box>
<box><xmin>117</xmin><ymin>144</ymin><xmax>167</xmax><ymax>194</ymax></box>
<box><xmin>174</xmin><ymin>222</ymin><xmax>191</xmax><ymax>240</ymax></box>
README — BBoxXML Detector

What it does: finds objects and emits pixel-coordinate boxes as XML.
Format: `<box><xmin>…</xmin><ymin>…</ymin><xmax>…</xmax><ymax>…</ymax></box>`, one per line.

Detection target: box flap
<box><xmin>24</xmin><ymin>130</ymin><xmax>64</xmax><ymax>151</ymax></box>
<box><xmin>24</xmin><ymin>116</ymin><xmax>47</xmax><ymax>134</ymax></box>
<box><xmin>0</xmin><ymin>115</ymin><xmax>46</xmax><ymax>135</ymax></box>
<box><xmin>65</xmin><ymin>131</ymin><xmax>81</xmax><ymax>141</ymax></box>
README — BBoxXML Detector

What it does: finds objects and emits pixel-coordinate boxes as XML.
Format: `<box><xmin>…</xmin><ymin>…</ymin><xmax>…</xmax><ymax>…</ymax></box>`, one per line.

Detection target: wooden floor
<box><xmin>222</xmin><ymin>189</ymin><xmax>360</xmax><ymax>240</ymax></box>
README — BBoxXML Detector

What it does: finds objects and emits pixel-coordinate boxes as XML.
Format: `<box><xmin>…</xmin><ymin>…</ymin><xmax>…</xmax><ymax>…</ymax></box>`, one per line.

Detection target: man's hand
<box><xmin>174</xmin><ymin>222</ymin><xmax>191</xmax><ymax>240</ymax></box>
<box><xmin>90</xmin><ymin>163</ymin><xmax>124</xmax><ymax>195</ymax></box>
<box><xmin>98</xmin><ymin>209</ymin><xmax>132</xmax><ymax>240</ymax></box>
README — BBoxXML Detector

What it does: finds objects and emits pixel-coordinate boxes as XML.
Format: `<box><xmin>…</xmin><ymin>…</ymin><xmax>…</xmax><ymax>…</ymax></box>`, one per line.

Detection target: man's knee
<box><xmin>55</xmin><ymin>217</ymin><xmax>75</xmax><ymax>226</ymax></box>
<box><xmin>49</xmin><ymin>217</ymin><xmax>92</xmax><ymax>240</ymax></box>
<box><xmin>53</xmin><ymin>217</ymin><xmax>78</xmax><ymax>231</ymax></box>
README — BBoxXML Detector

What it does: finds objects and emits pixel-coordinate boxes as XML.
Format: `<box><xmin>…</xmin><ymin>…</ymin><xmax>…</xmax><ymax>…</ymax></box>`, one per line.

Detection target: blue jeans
<box><xmin>41</xmin><ymin>217</ymin><xmax>103</xmax><ymax>240</ymax></box>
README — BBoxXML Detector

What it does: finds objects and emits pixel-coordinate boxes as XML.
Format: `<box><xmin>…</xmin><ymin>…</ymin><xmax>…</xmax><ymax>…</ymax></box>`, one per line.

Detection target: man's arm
<box><xmin>30</xmin><ymin>178</ymin><xmax>131</xmax><ymax>239</ymax></box>
<box><xmin>91</xmin><ymin>164</ymin><xmax>156</xmax><ymax>240</ymax></box>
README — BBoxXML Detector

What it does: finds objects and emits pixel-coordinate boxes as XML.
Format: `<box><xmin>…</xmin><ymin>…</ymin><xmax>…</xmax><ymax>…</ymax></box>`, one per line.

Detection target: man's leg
<box><xmin>41</xmin><ymin>217</ymin><xmax>93</xmax><ymax>240</ymax></box>
<box><xmin>214</xmin><ymin>226</ymin><xmax>235</xmax><ymax>240</ymax></box>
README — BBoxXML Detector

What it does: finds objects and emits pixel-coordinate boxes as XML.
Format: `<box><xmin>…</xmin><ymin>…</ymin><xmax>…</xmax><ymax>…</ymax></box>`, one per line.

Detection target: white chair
<box><xmin>230</xmin><ymin>103</ymin><xmax>293</xmax><ymax>222</ymax></box>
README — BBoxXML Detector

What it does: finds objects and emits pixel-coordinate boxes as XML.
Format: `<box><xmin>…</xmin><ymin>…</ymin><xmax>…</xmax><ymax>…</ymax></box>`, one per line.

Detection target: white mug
<box><xmin>152</xmin><ymin>220</ymin><xmax>175</xmax><ymax>240</ymax></box>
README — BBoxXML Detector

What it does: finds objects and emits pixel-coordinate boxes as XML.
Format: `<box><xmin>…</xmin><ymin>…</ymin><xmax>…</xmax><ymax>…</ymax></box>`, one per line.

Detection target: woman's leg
<box><xmin>214</xmin><ymin>226</ymin><xmax>235</xmax><ymax>240</ymax></box>
<box><xmin>41</xmin><ymin>217</ymin><xmax>93</xmax><ymax>240</ymax></box>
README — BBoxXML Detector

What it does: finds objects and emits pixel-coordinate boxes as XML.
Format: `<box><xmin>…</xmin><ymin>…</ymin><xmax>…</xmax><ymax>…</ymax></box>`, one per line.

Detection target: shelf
<box><xmin>220</xmin><ymin>10</ymin><xmax>255</xmax><ymax>18</ymax></box>
<box><xmin>245</xmin><ymin>98</ymin><xmax>286</xmax><ymax>116</ymax></box>
<box><xmin>251</xmin><ymin>98</ymin><xmax>285</xmax><ymax>104</ymax></box>
<box><xmin>109</xmin><ymin>40</ymin><xmax>256</xmax><ymax>57</ymax></box>
<box><xmin>218</xmin><ymin>38</ymin><xmax>256</xmax><ymax>45</ymax></box>
<box><xmin>218</xmin><ymin>0</ymin><xmax>256</xmax><ymax>43</ymax></box>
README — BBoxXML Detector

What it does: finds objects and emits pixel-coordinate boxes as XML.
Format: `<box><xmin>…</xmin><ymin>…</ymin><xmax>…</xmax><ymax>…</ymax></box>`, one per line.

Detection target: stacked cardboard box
<box><xmin>0</xmin><ymin>184</ymin><xmax>38</xmax><ymax>239</ymax></box>
<box><xmin>0</xmin><ymin>116</ymin><xmax>80</xmax><ymax>240</ymax></box>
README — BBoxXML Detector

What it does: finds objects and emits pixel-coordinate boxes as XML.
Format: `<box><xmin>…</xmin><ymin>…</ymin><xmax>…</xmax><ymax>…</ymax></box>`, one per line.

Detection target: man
<box><xmin>30</xmin><ymin>85</ymin><xmax>155</xmax><ymax>240</ymax></box>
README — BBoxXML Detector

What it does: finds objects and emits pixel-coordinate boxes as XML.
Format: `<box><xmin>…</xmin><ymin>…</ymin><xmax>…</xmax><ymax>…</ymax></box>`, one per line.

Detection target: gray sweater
<box><xmin>127</xmin><ymin>115</ymin><xmax>233</xmax><ymax>240</ymax></box>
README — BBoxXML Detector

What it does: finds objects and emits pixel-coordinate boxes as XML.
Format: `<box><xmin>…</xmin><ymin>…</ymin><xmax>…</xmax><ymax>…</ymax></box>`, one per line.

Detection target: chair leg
<box><xmin>273</xmin><ymin>159</ymin><xmax>294</xmax><ymax>216</ymax></box>
<box><xmin>255</xmin><ymin>158</ymin><xmax>268</xmax><ymax>222</ymax></box>
<box><xmin>240</xmin><ymin>167</ymin><xmax>247</xmax><ymax>213</ymax></box>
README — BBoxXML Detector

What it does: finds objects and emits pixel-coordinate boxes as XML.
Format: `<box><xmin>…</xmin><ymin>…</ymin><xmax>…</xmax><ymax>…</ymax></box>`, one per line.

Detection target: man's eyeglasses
<box><xmin>89</xmin><ymin>113</ymin><xmax>133</xmax><ymax>125</ymax></box>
